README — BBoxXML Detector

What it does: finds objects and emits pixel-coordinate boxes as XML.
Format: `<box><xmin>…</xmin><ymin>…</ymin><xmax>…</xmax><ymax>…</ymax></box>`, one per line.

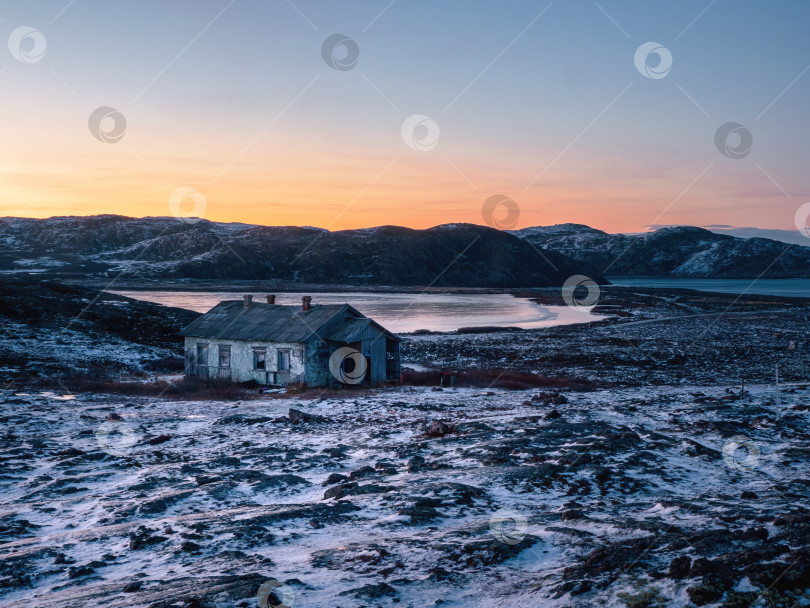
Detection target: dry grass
<box><xmin>27</xmin><ymin>368</ymin><xmax>602</xmax><ymax>398</ymax></box>
<box><xmin>401</xmin><ymin>368</ymin><xmax>603</xmax><ymax>391</ymax></box>
<box><xmin>29</xmin><ymin>377</ymin><xmax>262</xmax><ymax>400</ymax></box>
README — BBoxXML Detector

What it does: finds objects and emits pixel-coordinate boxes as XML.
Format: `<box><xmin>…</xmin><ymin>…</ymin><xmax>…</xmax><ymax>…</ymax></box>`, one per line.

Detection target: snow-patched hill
<box><xmin>0</xmin><ymin>216</ymin><xmax>603</xmax><ymax>287</ymax></box>
<box><xmin>2</xmin><ymin>216</ymin><xmax>808</xmax><ymax>282</ymax></box>
<box><xmin>510</xmin><ymin>224</ymin><xmax>810</xmax><ymax>278</ymax></box>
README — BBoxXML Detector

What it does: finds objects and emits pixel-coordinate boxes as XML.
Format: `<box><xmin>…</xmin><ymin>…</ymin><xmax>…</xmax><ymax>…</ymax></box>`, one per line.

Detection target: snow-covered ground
<box><xmin>1</xmin><ymin>383</ymin><xmax>808</xmax><ymax>607</ymax></box>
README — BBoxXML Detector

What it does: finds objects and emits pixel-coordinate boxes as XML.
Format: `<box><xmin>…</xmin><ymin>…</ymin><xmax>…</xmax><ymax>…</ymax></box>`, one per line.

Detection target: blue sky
<box><xmin>1</xmin><ymin>0</ymin><xmax>808</xmax><ymax>233</ymax></box>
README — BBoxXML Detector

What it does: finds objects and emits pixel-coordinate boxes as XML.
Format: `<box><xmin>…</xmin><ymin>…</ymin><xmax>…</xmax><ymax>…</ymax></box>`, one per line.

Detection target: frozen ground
<box><xmin>403</xmin><ymin>288</ymin><xmax>810</xmax><ymax>385</ymax></box>
<box><xmin>1</xmin><ymin>383</ymin><xmax>809</xmax><ymax>607</ymax></box>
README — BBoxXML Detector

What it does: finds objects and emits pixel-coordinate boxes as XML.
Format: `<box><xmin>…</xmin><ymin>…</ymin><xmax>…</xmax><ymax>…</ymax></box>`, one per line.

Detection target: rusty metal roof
<box><xmin>179</xmin><ymin>300</ymin><xmax>400</xmax><ymax>343</ymax></box>
<box><xmin>327</xmin><ymin>318</ymin><xmax>372</xmax><ymax>342</ymax></box>
<box><xmin>180</xmin><ymin>301</ymin><xmax>348</xmax><ymax>342</ymax></box>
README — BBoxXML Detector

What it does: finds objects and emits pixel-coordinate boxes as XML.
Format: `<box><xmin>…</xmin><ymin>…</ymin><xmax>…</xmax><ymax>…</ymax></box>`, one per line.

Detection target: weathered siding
<box><xmin>184</xmin><ymin>337</ymin><xmax>305</xmax><ymax>384</ymax></box>
<box><xmin>303</xmin><ymin>333</ymin><xmax>387</xmax><ymax>387</ymax></box>
<box><xmin>305</xmin><ymin>339</ymin><xmax>333</xmax><ymax>387</ymax></box>
<box><xmin>354</xmin><ymin>324</ymin><xmax>388</xmax><ymax>386</ymax></box>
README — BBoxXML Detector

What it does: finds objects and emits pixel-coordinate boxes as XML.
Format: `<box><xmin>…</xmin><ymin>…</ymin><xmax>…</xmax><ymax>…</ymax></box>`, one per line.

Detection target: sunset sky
<box><xmin>1</xmin><ymin>0</ymin><xmax>808</xmax><ymax>233</ymax></box>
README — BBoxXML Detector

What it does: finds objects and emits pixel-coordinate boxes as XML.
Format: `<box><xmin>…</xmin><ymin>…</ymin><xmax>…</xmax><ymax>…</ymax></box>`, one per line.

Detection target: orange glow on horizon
<box><xmin>0</xmin><ymin>108</ymin><xmax>798</xmax><ymax>234</ymax></box>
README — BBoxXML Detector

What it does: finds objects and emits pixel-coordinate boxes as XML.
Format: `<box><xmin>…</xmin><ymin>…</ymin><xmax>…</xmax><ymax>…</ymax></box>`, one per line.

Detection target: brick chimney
<box><xmin>266</xmin><ymin>295</ymin><xmax>276</xmax><ymax>304</ymax></box>
<box><xmin>243</xmin><ymin>294</ymin><xmax>253</xmax><ymax>308</ymax></box>
<box><xmin>302</xmin><ymin>296</ymin><xmax>312</xmax><ymax>311</ymax></box>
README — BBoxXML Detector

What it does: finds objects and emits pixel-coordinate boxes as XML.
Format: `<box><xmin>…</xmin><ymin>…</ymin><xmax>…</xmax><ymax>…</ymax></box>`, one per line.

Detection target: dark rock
<box><xmin>545</xmin><ymin>409</ymin><xmax>562</xmax><ymax>420</ymax></box>
<box><xmin>425</xmin><ymin>420</ymin><xmax>454</xmax><ymax>437</ymax></box>
<box><xmin>561</xmin><ymin>509</ymin><xmax>585</xmax><ymax>521</ymax></box>
<box><xmin>594</xmin><ymin>467</ymin><xmax>612</xmax><ymax>485</ymax></box>
<box><xmin>147</xmin><ymin>434</ymin><xmax>171</xmax><ymax>445</ymax></box>
<box><xmin>444</xmin><ymin>535</ymin><xmax>539</xmax><ymax>568</ymax></box>
<box><xmin>349</xmin><ymin>466</ymin><xmax>376</xmax><ymax>480</ymax></box>
<box><xmin>741</xmin><ymin>490</ymin><xmax>758</xmax><ymax>499</ymax></box>
<box><xmin>669</xmin><ymin>555</ymin><xmax>691</xmax><ymax>578</ymax></box>
<box><xmin>323</xmin><ymin>482</ymin><xmax>393</xmax><ymax>500</ymax></box>
<box><xmin>322</xmin><ymin>473</ymin><xmax>348</xmax><ymax>486</ymax></box>
<box><xmin>398</xmin><ymin>504</ymin><xmax>440</xmax><ymax>524</ymax></box>
<box><xmin>338</xmin><ymin>582</ymin><xmax>398</xmax><ymax>599</ymax></box>
<box><xmin>686</xmin><ymin>584</ymin><xmax>724</xmax><ymax>606</ymax></box>
<box><xmin>180</xmin><ymin>541</ymin><xmax>200</xmax><ymax>552</ymax></box>
<box><xmin>552</xmin><ymin>579</ymin><xmax>591</xmax><ymax>598</ymax></box>
<box><xmin>67</xmin><ymin>565</ymin><xmax>94</xmax><ymax>579</ymax></box>
<box><xmin>545</xmin><ymin>526</ymin><xmax>595</xmax><ymax>538</ymax></box>
<box><xmin>129</xmin><ymin>526</ymin><xmax>168</xmax><ymax>550</ymax></box>
<box><xmin>323</xmin><ymin>482</ymin><xmax>357</xmax><ymax>500</ymax></box>
<box><xmin>407</xmin><ymin>455</ymin><xmax>426</xmax><ymax>473</ymax></box>
<box><xmin>323</xmin><ymin>444</ymin><xmax>351</xmax><ymax>459</ymax></box>
<box><xmin>123</xmin><ymin>581</ymin><xmax>142</xmax><ymax>592</ymax></box>
<box><xmin>533</xmin><ymin>391</ymin><xmax>568</xmax><ymax>406</ymax></box>
<box><xmin>288</xmin><ymin>408</ymin><xmax>330</xmax><ymax>424</ymax></box>
<box><xmin>688</xmin><ymin>558</ymin><xmax>716</xmax><ymax>577</ymax></box>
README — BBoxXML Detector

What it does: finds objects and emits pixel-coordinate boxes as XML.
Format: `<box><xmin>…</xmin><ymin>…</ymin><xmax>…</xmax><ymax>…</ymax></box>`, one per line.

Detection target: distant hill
<box><xmin>0</xmin><ymin>216</ymin><xmax>605</xmax><ymax>287</ymax></box>
<box><xmin>510</xmin><ymin>224</ymin><xmax>810</xmax><ymax>278</ymax></box>
<box><xmin>4</xmin><ymin>215</ymin><xmax>806</xmax><ymax>283</ymax></box>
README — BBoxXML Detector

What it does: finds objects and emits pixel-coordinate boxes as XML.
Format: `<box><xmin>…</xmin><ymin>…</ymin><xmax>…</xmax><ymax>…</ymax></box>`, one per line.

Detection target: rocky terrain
<box><xmin>511</xmin><ymin>224</ymin><xmax>810</xmax><ymax>279</ymax></box>
<box><xmin>405</xmin><ymin>286</ymin><xmax>810</xmax><ymax>386</ymax></box>
<box><xmin>1</xmin><ymin>278</ymin><xmax>808</xmax><ymax>607</ymax></box>
<box><xmin>0</xmin><ymin>216</ymin><xmax>603</xmax><ymax>287</ymax></box>
<box><xmin>0</xmin><ymin>278</ymin><xmax>198</xmax><ymax>381</ymax></box>
<box><xmin>1</xmin><ymin>381</ymin><xmax>808</xmax><ymax>608</ymax></box>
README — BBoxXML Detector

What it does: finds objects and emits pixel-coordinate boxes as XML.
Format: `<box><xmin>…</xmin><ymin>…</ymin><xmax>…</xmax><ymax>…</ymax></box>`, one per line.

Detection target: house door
<box><xmin>277</xmin><ymin>349</ymin><xmax>291</xmax><ymax>384</ymax></box>
<box><xmin>196</xmin><ymin>344</ymin><xmax>209</xmax><ymax>379</ymax></box>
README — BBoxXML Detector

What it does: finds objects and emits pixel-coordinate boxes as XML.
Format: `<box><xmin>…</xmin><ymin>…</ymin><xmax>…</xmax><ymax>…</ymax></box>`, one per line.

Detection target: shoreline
<box><xmin>55</xmin><ymin>277</ymin><xmax>810</xmax><ymax>301</ymax></box>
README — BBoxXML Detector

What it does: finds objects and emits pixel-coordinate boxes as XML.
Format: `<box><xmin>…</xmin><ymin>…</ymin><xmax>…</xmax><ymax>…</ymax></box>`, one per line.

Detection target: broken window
<box><xmin>278</xmin><ymin>350</ymin><xmax>291</xmax><ymax>371</ymax></box>
<box><xmin>218</xmin><ymin>345</ymin><xmax>231</xmax><ymax>368</ymax></box>
<box><xmin>196</xmin><ymin>343</ymin><xmax>208</xmax><ymax>366</ymax></box>
<box><xmin>253</xmin><ymin>349</ymin><xmax>266</xmax><ymax>370</ymax></box>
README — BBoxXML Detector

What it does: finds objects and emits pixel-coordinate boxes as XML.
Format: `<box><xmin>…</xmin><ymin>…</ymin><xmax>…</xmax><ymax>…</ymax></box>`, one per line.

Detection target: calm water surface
<box><xmin>610</xmin><ymin>278</ymin><xmax>810</xmax><ymax>298</ymax></box>
<box><xmin>110</xmin><ymin>291</ymin><xmax>602</xmax><ymax>333</ymax></box>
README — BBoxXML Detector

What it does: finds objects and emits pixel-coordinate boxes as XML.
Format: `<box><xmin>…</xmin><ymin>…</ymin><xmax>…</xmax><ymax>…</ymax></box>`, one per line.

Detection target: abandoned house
<box><xmin>180</xmin><ymin>295</ymin><xmax>402</xmax><ymax>387</ymax></box>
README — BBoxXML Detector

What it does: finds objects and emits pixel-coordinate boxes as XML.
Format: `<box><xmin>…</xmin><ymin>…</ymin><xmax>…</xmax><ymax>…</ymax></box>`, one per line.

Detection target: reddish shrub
<box><xmin>401</xmin><ymin>368</ymin><xmax>601</xmax><ymax>391</ymax></box>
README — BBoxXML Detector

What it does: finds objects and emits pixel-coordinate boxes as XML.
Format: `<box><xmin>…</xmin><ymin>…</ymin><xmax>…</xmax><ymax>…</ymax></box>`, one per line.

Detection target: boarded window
<box><xmin>219</xmin><ymin>345</ymin><xmax>231</xmax><ymax>368</ymax></box>
<box><xmin>196</xmin><ymin>343</ymin><xmax>208</xmax><ymax>365</ymax></box>
<box><xmin>253</xmin><ymin>349</ymin><xmax>266</xmax><ymax>370</ymax></box>
<box><xmin>278</xmin><ymin>350</ymin><xmax>291</xmax><ymax>371</ymax></box>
